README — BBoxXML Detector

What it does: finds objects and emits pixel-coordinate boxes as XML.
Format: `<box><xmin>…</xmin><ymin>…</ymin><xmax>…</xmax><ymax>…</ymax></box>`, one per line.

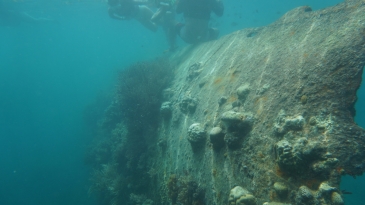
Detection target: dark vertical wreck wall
<box><xmin>87</xmin><ymin>1</ymin><xmax>365</xmax><ymax>205</ymax></box>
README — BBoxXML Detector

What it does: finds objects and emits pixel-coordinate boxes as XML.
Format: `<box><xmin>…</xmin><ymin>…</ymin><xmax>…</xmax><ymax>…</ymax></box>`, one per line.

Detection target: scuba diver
<box><xmin>108</xmin><ymin>0</ymin><xmax>158</xmax><ymax>32</ymax></box>
<box><xmin>175</xmin><ymin>0</ymin><xmax>224</xmax><ymax>44</ymax></box>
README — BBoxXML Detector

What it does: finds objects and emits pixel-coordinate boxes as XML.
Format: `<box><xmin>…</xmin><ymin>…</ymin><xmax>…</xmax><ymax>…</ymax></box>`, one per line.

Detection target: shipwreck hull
<box><xmin>151</xmin><ymin>1</ymin><xmax>365</xmax><ymax>204</ymax></box>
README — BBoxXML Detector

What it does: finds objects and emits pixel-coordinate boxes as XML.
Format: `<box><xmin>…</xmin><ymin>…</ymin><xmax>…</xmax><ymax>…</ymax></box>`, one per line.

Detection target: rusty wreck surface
<box><xmin>152</xmin><ymin>1</ymin><xmax>365</xmax><ymax>205</ymax></box>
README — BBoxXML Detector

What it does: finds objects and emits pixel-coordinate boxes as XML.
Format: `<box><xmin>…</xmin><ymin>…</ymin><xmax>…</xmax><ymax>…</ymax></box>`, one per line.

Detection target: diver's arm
<box><xmin>212</xmin><ymin>0</ymin><xmax>224</xmax><ymax>17</ymax></box>
<box><xmin>137</xmin><ymin>5</ymin><xmax>158</xmax><ymax>32</ymax></box>
<box><xmin>108</xmin><ymin>8</ymin><xmax>126</xmax><ymax>20</ymax></box>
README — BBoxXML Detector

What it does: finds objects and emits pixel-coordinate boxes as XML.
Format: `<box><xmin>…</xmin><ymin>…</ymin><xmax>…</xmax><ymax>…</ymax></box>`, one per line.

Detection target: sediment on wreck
<box><xmin>87</xmin><ymin>0</ymin><xmax>365</xmax><ymax>204</ymax></box>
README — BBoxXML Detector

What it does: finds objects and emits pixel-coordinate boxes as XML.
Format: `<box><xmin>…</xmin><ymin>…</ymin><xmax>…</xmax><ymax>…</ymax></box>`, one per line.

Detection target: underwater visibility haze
<box><xmin>1</xmin><ymin>0</ymin><xmax>365</xmax><ymax>204</ymax></box>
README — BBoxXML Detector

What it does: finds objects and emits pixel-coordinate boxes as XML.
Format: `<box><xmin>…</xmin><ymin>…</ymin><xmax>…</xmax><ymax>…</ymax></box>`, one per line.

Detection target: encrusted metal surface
<box><xmin>152</xmin><ymin>1</ymin><xmax>365</xmax><ymax>204</ymax></box>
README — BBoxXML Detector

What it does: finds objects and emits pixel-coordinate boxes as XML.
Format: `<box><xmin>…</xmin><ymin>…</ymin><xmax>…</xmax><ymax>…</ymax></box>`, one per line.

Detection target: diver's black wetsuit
<box><xmin>175</xmin><ymin>0</ymin><xmax>224</xmax><ymax>44</ymax></box>
<box><xmin>109</xmin><ymin>0</ymin><xmax>139</xmax><ymax>20</ymax></box>
<box><xmin>176</xmin><ymin>0</ymin><xmax>223</xmax><ymax>20</ymax></box>
<box><xmin>108</xmin><ymin>0</ymin><xmax>158</xmax><ymax>32</ymax></box>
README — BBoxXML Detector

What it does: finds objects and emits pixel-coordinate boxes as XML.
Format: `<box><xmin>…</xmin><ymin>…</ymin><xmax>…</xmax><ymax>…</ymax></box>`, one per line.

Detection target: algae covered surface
<box><xmin>87</xmin><ymin>1</ymin><xmax>365</xmax><ymax>204</ymax></box>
